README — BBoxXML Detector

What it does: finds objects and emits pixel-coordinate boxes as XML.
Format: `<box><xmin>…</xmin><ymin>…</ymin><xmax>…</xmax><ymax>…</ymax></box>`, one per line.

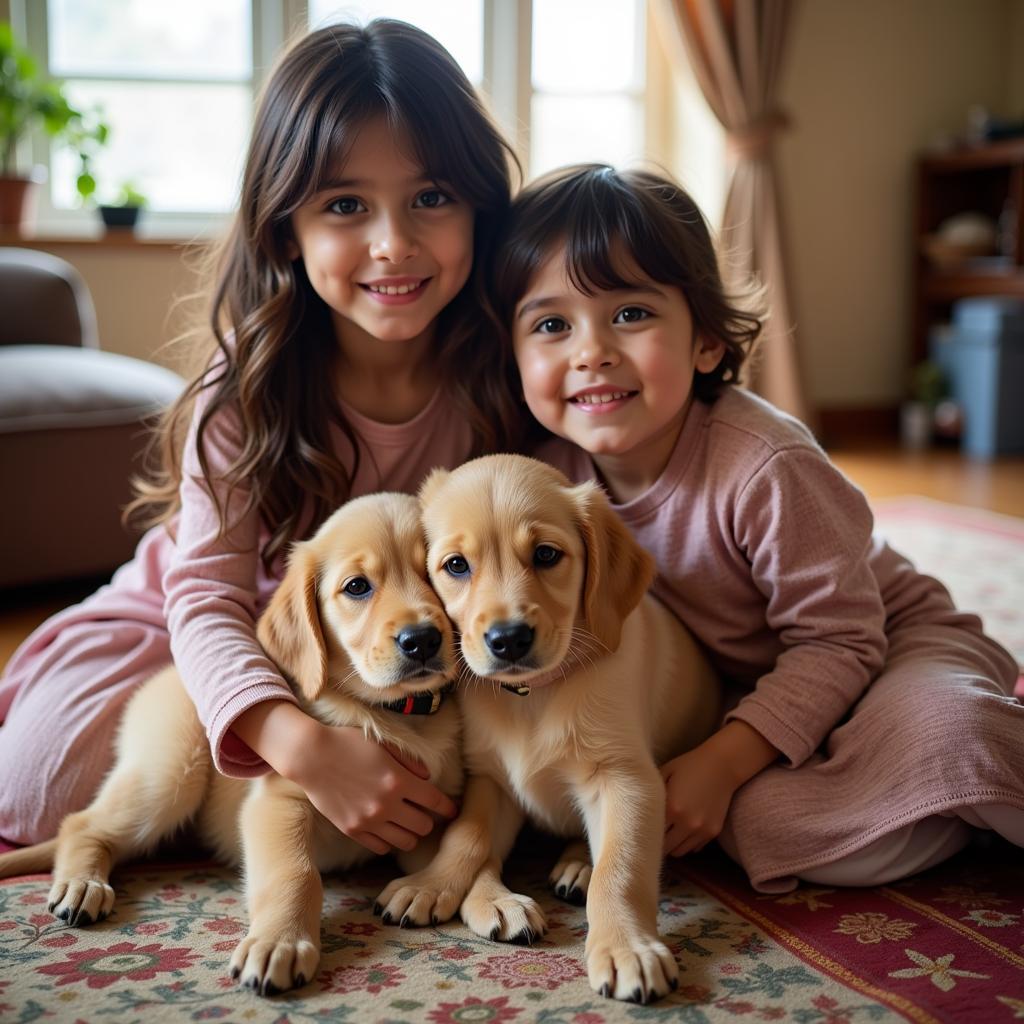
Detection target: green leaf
<box><xmin>0</xmin><ymin>20</ymin><xmax>109</xmax><ymax>181</ymax></box>
<box><xmin>76</xmin><ymin>171</ymin><xmax>96</xmax><ymax>200</ymax></box>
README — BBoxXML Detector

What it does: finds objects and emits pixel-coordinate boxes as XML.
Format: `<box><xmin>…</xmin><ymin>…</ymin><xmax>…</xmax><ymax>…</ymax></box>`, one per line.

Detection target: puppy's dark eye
<box><xmin>343</xmin><ymin>576</ymin><xmax>372</xmax><ymax>598</ymax></box>
<box><xmin>534</xmin><ymin>545</ymin><xmax>562</xmax><ymax>567</ymax></box>
<box><xmin>443</xmin><ymin>555</ymin><xmax>470</xmax><ymax>577</ymax></box>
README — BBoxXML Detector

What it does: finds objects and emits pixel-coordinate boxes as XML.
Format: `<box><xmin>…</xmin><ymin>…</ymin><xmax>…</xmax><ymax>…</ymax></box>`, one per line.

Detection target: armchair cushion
<box><xmin>0</xmin><ymin>346</ymin><xmax>182</xmax><ymax>433</ymax></box>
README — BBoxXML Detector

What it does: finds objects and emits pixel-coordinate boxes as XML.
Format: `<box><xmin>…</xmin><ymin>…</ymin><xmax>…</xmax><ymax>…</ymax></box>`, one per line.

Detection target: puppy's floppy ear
<box><xmin>418</xmin><ymin>466</ymin><xmax>450</xmax><ymax>508</ymax></box>
<box><xmin>570</xmin><ymin>481</ymin><xmax>655</xmax><ymax>653</ymax></box>
<box><xmin>257</xmin><ymin>543</ymin><xmax>327</xmax><ymax>702</ymax></box>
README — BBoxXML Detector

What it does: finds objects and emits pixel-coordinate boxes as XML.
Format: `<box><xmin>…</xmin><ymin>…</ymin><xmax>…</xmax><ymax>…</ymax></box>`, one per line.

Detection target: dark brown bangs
<box><xmin>279</xmin><ymin>68</ymin><xmax>381</xmax><ymax>215</ymax></box>
<box><xmin>362</xmin><ymin>21</ymin><xmax>513</xmax><ymax>215</ymax></box>
<box><xmin>559</xmin><ymin>166</ymin><xmax>703</xmax><ymax>295</ymax></box>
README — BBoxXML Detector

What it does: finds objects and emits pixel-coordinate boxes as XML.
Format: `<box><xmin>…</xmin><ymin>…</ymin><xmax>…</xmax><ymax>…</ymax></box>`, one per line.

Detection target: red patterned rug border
<box><xmin>881</xmin><ymin>887</ymin><xmax>1024</xmax><ymax>970</ymax></box>
<box><xmin>675</xmin><ymin>863</ymin><xmax>941</xmax><ymax>1024</ymax></box>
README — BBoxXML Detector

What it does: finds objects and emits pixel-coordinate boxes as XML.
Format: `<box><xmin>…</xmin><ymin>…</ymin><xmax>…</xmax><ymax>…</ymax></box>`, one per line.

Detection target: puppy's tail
<box><xmin>0</xmin><ymin>839</ymin><xmax>57</xmax><ymax>878</ymax></box>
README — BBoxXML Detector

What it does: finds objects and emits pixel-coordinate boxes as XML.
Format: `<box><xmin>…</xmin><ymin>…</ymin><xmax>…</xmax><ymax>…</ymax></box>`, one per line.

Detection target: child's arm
<box><xmin>232</xmin><ymin>700</ymin><xmax>457</xmax><ymax>855</ymax></box>
<box><xmin>163</xmin><ymin>382</ymin><xmax>454</xmax><ymax>852</ymax></box>
<box><xmin>661</xmin><ymin>720</ymin><xmax>778</xmax><ymax>856</ymax></box>
<box><xmin>720</xmin><ymin>448</ymin><xmax>888</xmax><ymax>769</ymax></box>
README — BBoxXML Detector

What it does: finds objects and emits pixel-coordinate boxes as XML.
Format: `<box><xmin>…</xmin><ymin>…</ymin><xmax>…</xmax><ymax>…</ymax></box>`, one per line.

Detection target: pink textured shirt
<box><xmin>538</xmin><ymin>388</ymin><xmax>898</xmax><ymax>768</ymax></box>
<box><xmin>165</xmin><ymin>387</ymin><xmax>473</xmax><ymax>775</ymax></box>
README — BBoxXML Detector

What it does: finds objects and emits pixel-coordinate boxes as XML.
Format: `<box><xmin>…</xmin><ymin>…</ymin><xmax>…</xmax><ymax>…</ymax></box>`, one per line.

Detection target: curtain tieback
<box><xmin>725</xmin><ymin>111</ymin><xmax>791</xmax><ymax>162</ymax></box>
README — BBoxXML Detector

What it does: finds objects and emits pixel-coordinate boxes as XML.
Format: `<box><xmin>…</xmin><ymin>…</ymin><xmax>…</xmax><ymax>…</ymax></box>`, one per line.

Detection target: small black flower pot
<box><xmin>99</xmin><ymin>204</ymin><xmax>141</xmax><ymax>230</ymax></box>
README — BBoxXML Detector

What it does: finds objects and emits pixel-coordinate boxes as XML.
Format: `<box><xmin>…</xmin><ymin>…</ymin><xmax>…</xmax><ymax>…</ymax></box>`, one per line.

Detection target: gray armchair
<box><xmin>0</xmin><ymin>247</ymin><xmax>185</xmax><ymax>589</ymax></box>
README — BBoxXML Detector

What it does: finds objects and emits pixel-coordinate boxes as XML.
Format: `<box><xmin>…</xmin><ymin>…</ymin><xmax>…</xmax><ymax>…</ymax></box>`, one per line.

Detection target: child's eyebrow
<box><xmin>517</xmin><ymin>296</ymin><xmax>560</xmax><ymax>319</ymax></box>
<box><xmin>517</xmin><ymin>284</ymin><xmax>666</xmax><ymax>320</ymax></box>
<box><xmin>314</xmin><ymin>176</ymin><xmax>438</xmax><ymax>194</ymax></box>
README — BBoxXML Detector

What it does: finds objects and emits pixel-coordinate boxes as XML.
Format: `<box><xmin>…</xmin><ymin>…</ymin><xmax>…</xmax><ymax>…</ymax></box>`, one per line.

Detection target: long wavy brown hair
<box><xmin>129</xmin><ymin>20</ymin><xmax>521</xmax><ymax>566</ymax></box>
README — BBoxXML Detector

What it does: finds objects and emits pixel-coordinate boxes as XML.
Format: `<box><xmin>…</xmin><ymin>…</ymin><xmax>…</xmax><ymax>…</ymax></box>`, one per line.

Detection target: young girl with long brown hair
<box><xmin>0</xmin><ymin>20</ymin><xmax>519</xmax><ymax>854</ymax></box>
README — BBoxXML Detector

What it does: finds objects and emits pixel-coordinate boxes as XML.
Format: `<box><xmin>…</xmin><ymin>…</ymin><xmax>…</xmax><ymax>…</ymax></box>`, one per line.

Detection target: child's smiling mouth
<box><xmin>567</xmin><ymin>387</ymin><xmax>639</xmax><ymax>412</ymax></box>
<box><xmin>360</xmin><ymin>277</ymin><xmax>431</xmax><ymax>303</ymax></box>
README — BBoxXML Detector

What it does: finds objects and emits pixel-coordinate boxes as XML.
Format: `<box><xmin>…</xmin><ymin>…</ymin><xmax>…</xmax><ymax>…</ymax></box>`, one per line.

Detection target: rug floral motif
<box><xmin>1</xmin><ymin>837</ymin><xmax>1022</xmax><ymax>1024</ymax></box>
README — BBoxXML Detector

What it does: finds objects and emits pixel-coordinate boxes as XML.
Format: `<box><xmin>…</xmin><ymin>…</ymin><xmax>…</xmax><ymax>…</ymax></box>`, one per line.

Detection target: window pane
<box><xmin>530</xmin><ymin>94</ymin><xmax>643</xmax><ymax>178</ymax></box>
<box><xmin>309</xmin><ymin>1</ymin><xmax>483</xmax><ymax>84</ymax></box>
<box><xmin>48</xmin><ymin>0</ymin><xmax>251</xmax><ymax>81</ymax></box>
<box><xmin>533</xmin><ymin>0</ymin><xmax>641</xmax><ymax>94</ymax></box>
<box><xmin>52</xmin><ymin>82</ymin><xmax>248</xmax><ymax>212</ymax></box>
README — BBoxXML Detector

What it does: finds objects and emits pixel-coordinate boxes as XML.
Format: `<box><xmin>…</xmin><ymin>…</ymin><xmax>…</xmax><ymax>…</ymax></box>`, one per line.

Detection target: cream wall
<box><xmin>776</xmin><ymin>0</ymin><xmax>1018</xmax><ymax>407</ymax></box>
<box><xmin>9</xmin><ymin>242</ymin><xmax>204</xmax><ymax>369</ymax></box>
<box><xmin>58</xmin><ymin>246</ymin><xmax>201</xmax><ymax>369</ymax></box>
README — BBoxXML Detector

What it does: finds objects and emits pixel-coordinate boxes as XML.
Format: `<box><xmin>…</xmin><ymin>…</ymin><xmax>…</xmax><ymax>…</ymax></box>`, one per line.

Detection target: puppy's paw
<box><xmin>586</xmin><ymin>928</ymin><xmax>678</xmax><ymax>1004</ymax></box>
<box><xmin>375</xmin><ymin>871</ymin><xmax>466</xmax><ymax>928</ymax></box>
<box><xmin>48</xmin><ymin>876</ymin><xmax>115</xmax><ymax>927</ymax></box>
<box><xmin>229</xmin><ymin>932</ymin><xmax>319</xmax><ymax>996</ymax></box>
<box><xmin>461</xmin><ymin>885</ymin><xmax>546</xmax><ymax>945</ymax></box>
<box><xmin>549</xmin><ymin>856</ymin><xmax>591</xmax><ymax>906</ymax></box>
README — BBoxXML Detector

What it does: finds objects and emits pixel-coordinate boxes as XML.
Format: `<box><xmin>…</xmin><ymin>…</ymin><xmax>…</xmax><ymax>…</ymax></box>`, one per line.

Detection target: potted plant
<box><xmin>99</xmin><ymin>181</ymin><xmax>147</xmax><ymax>231</ymax></box>
<box><xmin>900</xmin><ymin>360</ymin><xmax>947</xmax><ymax>451</ymax></box>
<box><xmin>0</xmin><ymin>22</ymin><xmax>108</xmax><ymax>229</ymax></box>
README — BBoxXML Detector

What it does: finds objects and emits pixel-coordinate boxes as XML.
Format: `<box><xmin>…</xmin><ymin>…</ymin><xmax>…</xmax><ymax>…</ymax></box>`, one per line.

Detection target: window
<box><xmin>529</xmin><ymin>0</ymin><xmax>645</xmax><ymax>176</ymax></box>
<box><xmin>310</xmin><ymin>0</ymin><xmax>647</xmax><ymax>177</ymax></box>
<box><xmin>18</xmin><ymin>0</ymin><xmax>257</xmax><ymax>230</ymax></box>
<box><xmin>13</xmin><ymin>0</ymin><xmax>679</xmax><ymax>234</ymax></box>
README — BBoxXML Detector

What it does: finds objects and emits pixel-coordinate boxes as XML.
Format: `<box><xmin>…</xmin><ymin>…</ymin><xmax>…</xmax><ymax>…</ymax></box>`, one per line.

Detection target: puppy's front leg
<box><xmin>576</xmin><ymin>760</ymin><xmax>677</xmax><ymax>1003</ymax></box>
<box><xmin>458</xmin><ymin>818</ymin><xmax>546</xmax><ymax>945</ymax></box>
<box><xmin>376</xmin><ymin>773</ymin><xmax>520</xmax><ymax>928</ymax></box>
<box><xmin>229</xmin><ymin>777</ymin><xmax>322</xmax><ymax>996</ymax></box>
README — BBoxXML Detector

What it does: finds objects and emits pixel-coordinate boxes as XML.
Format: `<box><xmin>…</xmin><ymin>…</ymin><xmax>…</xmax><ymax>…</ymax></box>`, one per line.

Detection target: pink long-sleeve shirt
<box><xmin>538</xmin><ymin>387</ymin><xmax>899</xmax><ymax>767</ymax></box>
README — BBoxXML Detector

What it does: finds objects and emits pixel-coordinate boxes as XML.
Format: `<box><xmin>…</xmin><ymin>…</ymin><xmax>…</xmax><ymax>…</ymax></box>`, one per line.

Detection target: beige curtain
<box><xmin>664</xmin><ymin>0</ymin><xmax>811</xmax><ymax>425</ymax></box>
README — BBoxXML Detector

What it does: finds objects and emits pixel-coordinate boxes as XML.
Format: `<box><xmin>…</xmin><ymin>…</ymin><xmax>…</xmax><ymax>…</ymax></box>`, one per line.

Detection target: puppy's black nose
<box><xmin>395</xmin><ymin>625</ymin><xmax>442</xmax><ymax>664</ymax></box>
<box><xmin>484</xmin><ymin>622</ymin><xmax>534</xmax><ymax>662</ymax></box>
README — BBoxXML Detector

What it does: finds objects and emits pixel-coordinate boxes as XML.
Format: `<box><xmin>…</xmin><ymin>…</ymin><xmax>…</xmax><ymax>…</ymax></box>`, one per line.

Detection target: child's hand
<box><xmin>661</xmin><ymin>748</ymin><xmax>739</xmax><ymax>856</ymax></box>
<box><xmin>660</xmin><ymin>720</ymin><xmax>780</xmax><ymax>858</ymax></box>
<box><xmin>232</xmin><ymin>700</ymin><xmax>458</xmax><ymax>855</ymax></box>
<box><xmin>291</xmin><ymin>722</ymin><xmax>458</xmax><ymax>855</ymax></box>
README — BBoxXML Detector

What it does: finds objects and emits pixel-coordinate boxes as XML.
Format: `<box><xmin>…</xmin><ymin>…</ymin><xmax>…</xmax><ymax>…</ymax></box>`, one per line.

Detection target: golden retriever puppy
<box><xmin>0</xmin><ymin>492</ymin><xmax>461</xmax><ymax>996</ymax></box>
<box><xmin>376</xmin><ymin>454</ymin><xmax>721</xmax><ymax>1004</ymax></box>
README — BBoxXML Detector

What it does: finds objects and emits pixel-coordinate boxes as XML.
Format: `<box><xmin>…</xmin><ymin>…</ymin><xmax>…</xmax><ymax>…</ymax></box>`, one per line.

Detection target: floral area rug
<box><xmin>871</xmin><ymin>497</ymin><xmax>1024</xmax><ymax>673</ymax></box>
<box><xmin>2</xmin><ymin>498</ymin><xmax>1022</xmax><ymax>1022</ymax></box>
<box><xmin>0</xmin><ymin>835</ymin><xmax>1022</xmax><ymax>1023</ymax></box>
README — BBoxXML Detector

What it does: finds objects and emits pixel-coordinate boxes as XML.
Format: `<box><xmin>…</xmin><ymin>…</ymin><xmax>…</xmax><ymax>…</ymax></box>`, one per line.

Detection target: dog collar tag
<box><xmin>500</xmin><ymin>683</ymin><xmax>532</xmax><ymax>697</ymax></box>
<box><xmin>381</xmin><ymin>682</ymin><xmax>454</xmax><ymax>715</ymax></box>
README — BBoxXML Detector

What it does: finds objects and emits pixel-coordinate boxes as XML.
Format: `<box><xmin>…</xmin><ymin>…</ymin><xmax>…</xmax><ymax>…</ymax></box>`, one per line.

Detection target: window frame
<box><xmin>527</xmin><ymin>0</ymin><xmax>647</xmax><ymax>178</ymax></box>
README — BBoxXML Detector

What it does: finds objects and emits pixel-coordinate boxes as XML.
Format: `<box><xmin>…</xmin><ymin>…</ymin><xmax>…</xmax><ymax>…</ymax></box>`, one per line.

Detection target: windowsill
<box><xmin>0</xmin><ymin>228</ymin><xmax>201</xmax><ymax>251</ymax></box>
<box><xmin>1</xmin><ymin>215</ymin><xmax>228</xmax><ymax>250</ymax></box>
<box><xmin>2</xmin><ymin>211</ymin><xmax>230</xmax><ymax>250</ymax></box>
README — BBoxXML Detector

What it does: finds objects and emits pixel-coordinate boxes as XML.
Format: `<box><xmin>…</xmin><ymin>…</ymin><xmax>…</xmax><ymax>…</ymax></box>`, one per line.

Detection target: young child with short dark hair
<box><xmin>491</xmin><ymin>163</ymin><xmax>1023</xmax><ymax>892</ymax></box>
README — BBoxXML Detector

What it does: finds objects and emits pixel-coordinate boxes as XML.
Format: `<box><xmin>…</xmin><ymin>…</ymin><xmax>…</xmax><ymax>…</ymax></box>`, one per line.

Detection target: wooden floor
<box><xmin>830</xmin><ymin>444</ymin><xmax>1024</xmax><ymax>517</ymax></box>
<box><xmin>2</xmin><ymin>445</ymin><xmax>1023</xmax><ymax>673</ymax></box>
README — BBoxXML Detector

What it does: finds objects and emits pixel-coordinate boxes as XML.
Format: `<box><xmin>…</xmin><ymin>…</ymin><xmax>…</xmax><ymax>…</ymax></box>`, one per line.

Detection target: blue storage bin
<box><xmin>930</xmin><ymin>298</ymin><xmax>1024</xmax><ymax>459</ymax></box>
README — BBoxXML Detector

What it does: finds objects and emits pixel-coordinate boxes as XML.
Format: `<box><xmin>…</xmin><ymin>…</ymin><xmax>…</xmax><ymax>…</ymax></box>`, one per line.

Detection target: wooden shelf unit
<box><xmin>911</xmin><ymin>138</ymin><xmax>1024</xmax><ymax>363</ymax></box>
